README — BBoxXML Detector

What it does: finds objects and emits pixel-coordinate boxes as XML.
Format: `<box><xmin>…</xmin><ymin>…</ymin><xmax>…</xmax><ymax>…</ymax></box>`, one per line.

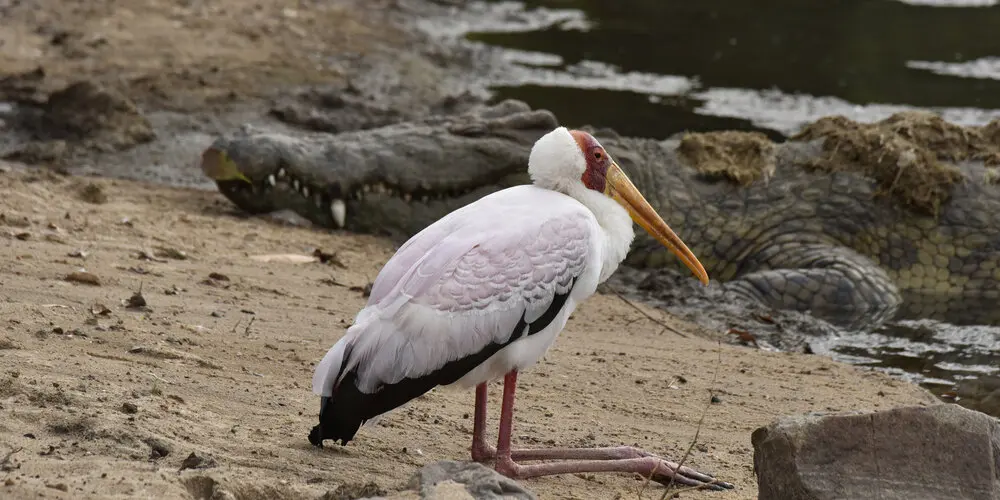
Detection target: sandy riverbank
<box><xmin>0</xmin><ymin>167</ymin><xmax>939</xmax><ymax>499</ymax></box>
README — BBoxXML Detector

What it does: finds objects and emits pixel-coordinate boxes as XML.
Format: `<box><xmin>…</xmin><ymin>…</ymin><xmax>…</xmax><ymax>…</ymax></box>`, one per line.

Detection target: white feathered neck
<box><xmin>528</xmin><ymin>127</ymin><xmax>635</xmax><ymax>283</ymax></box>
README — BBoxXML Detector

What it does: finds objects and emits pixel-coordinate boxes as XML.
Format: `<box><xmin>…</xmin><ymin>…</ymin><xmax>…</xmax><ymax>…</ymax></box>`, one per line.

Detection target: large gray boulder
<box><xmin>752</xmin><ymin>404</ymin><xmax>1000</xmax><ymax>500</ymax></box>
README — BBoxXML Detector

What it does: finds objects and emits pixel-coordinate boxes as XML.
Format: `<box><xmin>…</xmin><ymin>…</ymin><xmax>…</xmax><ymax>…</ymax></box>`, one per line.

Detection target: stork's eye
<box><xmin>593</xmin><ymin>149</ymin><xmax>604</xmax><ymax>160</ymax></box>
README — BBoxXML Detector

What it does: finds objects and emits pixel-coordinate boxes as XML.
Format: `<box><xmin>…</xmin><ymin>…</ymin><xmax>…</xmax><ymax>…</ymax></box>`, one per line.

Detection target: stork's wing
<box><xmin>315</xmin><ymin>185</ymin><xmax>597</xmax><ymax>395</ymax></box>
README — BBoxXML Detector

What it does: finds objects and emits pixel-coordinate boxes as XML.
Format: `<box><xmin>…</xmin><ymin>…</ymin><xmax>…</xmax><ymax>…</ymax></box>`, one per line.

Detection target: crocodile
<box><xmin>201</xmin><ymin>99</ymin><xmax>1000</xmax><ymax>329</ymax></box>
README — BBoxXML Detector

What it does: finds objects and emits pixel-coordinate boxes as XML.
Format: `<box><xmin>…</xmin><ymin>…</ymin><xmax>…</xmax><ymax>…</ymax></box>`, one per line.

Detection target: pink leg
<box><xmin>495</xmin><ymin>371</ymin><xmax>519</xmax><ymax>459</ymax></box>
<box><xmin>470</xmin><ymin>382</ymin><xmax>496</xmax><ymax>463</ymax></box>
<box><xmin>489</xmin><ymin>370</ymin><xmax>732</xmax><ymax>491</ymax></box>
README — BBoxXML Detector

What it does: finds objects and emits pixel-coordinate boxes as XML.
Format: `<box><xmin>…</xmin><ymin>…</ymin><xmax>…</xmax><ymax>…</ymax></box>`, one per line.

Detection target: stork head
<box><xmin>528</xmin><ymin>127</ymin><xmax>710</xmax><ymax>286</ymax></box>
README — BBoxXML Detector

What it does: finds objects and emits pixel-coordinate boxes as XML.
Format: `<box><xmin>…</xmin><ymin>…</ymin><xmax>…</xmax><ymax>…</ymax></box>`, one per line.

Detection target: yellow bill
<box><xmin>201</xmin><ymin>147</ymin><xmax>252</xmax><ymax>184</ymax></box>
<box><xmin>604</xmin><ymin>161</ymin><xmax>710</xmax><ymax>286</ymax></box>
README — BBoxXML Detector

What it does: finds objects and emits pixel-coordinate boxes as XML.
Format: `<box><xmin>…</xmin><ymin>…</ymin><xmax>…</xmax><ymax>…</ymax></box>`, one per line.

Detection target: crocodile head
<box><xmin>202</xmin><ymin>100</ymin><xmax>557</xmax><ymax>239</ymax></box>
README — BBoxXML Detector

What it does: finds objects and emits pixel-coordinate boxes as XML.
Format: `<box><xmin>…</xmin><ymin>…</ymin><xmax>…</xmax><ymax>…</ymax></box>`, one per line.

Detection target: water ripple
<box><xmin>892</xmin><ymin>0</ymin><xmax>998</xmax><ymax>6</ymax></box>
<box><xmin>430</xmin><ymin>1</ymin><xmax>1000</xmax><ymax>137</ymax></box>
<box><xmin>907</xmin><ymin>57</ymin><xmax>1000</xmax><ymax>81</ymax></box>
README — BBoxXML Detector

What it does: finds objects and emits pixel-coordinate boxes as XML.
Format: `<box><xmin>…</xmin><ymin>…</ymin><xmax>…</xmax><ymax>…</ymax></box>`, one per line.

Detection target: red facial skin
<box><xmin>570</xmin><ymin>130</ymin><xmax>611</xmax><ymax>193</ymax></box>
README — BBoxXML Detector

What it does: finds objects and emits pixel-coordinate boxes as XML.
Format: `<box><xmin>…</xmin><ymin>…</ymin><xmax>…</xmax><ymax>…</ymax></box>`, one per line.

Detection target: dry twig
<box><xmin>614</xmin><ymin>292</ymin><xmax>688</xmax><ymax>338</ymax></box>
<box><xmin>634</xmin><ymin>341</ymin><xmax>727</xmax><ymax>499</ymax></box>
<box><xmin>243</xmin><ymin>316</ymin><xmax>255</xmax><ymax>337</ymax></box>
<box><xmin>1</xmin><ymin>446</ymin><xmax>23</xmax><ymax>472</ymax></box>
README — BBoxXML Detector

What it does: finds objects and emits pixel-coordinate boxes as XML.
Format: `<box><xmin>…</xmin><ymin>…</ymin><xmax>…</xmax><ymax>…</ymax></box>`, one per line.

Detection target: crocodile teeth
<box><xmin>266</xmin><ymin>175</ymin><xmax>276</xmax><ymax>187</ymax></box>
<box><xmin>277</xmin><ymin>168</ymin><xmax>287</xmax><ymax>179</ymax></box>
<box><xmin>420</xmin><ymin>195</ymin><xmax>429</xmax><ymax>203</ymax></box>
<box><xmin>354</xmin><ymin>190</ymin><xmax>364</xmax><ymax>200</ymax></box>
<box><xmin>403</xmin><ymin>193</ymin><xmax>412</xmax><ymax>202</ymax></box>
<box><xmin>301</xmin><ymin>186</ymin><xmax>310</xmax><ymax>197</ymax></box>
<box><xmin>330</xmin><ymin>199</ymin><xmax>346</xmax><ymax>228</ymax></box>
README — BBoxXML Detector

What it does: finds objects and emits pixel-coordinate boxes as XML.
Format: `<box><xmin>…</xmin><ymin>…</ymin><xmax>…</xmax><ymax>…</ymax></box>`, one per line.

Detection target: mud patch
<box><xmin>676</xmin><ymin>130</ymin><xmax>777</xmax><ymax>186</ymax></box>
<box><xmin>3</xmin><ymin>78</ymin><xmax>154</xmax><ymax>165</ymax></box>
<box><xmin>268</xmin><ymin>86</ymin><xmax>406</xmax><ymax>134</ymax></box>
<box><xmin>791</xmin><ymin>112</ymin><xmax>1000</xmax><ymax>214</ymax></box>
<box><xmin>269</xmin><ymin>86</ymin><xmax>487</xmax><ymax>134</ymax></box>
<box><xmin>41</xmin><ymin>81</ymin><xmax>154</xmax><ymax>149</ymax></box>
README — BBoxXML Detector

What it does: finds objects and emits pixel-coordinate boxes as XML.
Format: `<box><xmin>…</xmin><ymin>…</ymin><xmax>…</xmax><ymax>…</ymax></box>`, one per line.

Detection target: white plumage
<box><xmin>312</xmin><ymin>127</ymin><xmax>639</xmax><ymax>401</ymax></box>
<box><xmin>306</xmin><ymin>126</ymin><xmax>726</xmax><ymax>491</ymax></box>
<box><xmin>314</xmin><ymin>184</ymin><xmax>619</xmax><ymax>396</ymax></box>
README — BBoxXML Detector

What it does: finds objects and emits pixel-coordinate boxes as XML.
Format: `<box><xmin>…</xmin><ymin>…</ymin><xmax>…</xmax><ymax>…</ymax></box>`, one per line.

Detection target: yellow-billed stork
<box><xmin>309</xmin><ymin>127</ymin><xmax>731</xmax><ymax>490</ymax></box>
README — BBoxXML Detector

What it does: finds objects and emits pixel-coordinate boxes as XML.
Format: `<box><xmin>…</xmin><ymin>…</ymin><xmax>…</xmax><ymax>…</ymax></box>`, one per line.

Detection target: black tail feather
<box><xmin>309</xmin><ymin>369</ymin><xmax>447</xmax><ymax>447</ymax></box>
<box><xmin>309</xmin><ymin>280</ymin><xmax>575</xmax><ymax>448</ymax></box>
<box><xmin>311</xmin><ymin>373</ymin><xmax>369</xmax><ymax>447</ymax></box>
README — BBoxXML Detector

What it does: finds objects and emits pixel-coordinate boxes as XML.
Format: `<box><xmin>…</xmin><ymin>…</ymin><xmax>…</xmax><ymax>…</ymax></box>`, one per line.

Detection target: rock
<box><xmin>319</xmin><ymin>481</ymin><xmax>388</xmax><ymax>500</ymax></box>
<box><xmin>356</xmin><ymin>461</ymin><xmax>535</xmax><ymax>500</ymax></box>
<box><xmin>408</xmin><ymin>461</ymin><xmax>535</xmax><ymax>500</ymax></box>
<box><xmin>144</xmin><ymin>437</ymin><xmax>171</xmax><ymax>459</ymax></box>
<box><xmin>178</xmin><ymin>452</ymin><xmax>217</xmax><ymax>472</ymax></box>
<box><xmin>752</xmin><ymin>404</ymin><xmax>1000</xmax><ymax>500</ymax></box>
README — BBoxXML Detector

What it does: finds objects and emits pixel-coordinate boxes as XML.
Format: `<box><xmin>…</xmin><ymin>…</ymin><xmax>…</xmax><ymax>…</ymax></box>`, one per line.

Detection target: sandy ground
<box><xmin>0</xmin><ymin>168</ymin><xmax>940</xmax><ymax>499</ymax></box>
<box><xmin>0</xmin><ymin>0</ymin><xmax>944</xmax><ymax>499</ymax></box>
<box><xmin>0</xmin><ymin>0</ymin><xmax>405</xmax><ymax>109</ymax></box>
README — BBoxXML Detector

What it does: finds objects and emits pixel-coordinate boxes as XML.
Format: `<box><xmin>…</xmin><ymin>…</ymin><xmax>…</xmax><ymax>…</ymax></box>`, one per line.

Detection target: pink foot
<box><xmin>473</xmin><ymin>370</ymin><xmax>734</xmax><ymax>492</ymax></box>
<box><xmin>495</xmin><ymin>446</ymin><xmax>731</xmax><ymax>489</ymax></box>
<box><xmin>471</xmin><ymin>439</ymin><xmax>496</xmax><ymax>463</ymax></box>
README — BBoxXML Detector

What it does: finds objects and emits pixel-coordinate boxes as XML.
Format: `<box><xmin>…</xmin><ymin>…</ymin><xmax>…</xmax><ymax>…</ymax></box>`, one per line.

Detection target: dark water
<box><xmin>463</xmin><ymin>0</ymin><xmax>1000</xmax><ymax>138</ymax></box>
<box><xmin>445</xmin><ymin>0</ymin><xmax>1000</xmax><ymax>396</ymax></box>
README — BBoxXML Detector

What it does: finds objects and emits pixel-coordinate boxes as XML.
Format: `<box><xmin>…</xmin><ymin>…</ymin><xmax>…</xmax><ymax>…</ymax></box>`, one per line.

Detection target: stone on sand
<box><xmin>751</xmin><ymin>403</ymin><xmax>1000</xmax><ymax>500</ymax></box>
<box><xmin>361</xmin><ymin>460</ymin><xmax>536</xmax><ymax>500</ymax></box>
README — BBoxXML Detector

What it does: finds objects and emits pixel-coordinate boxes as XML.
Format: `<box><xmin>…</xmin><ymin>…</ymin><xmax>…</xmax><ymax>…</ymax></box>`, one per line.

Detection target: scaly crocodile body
<box><xmin>202</xmin><ymin>100</ymin><xmax>1000</xmax><ymax>328</ymax></box>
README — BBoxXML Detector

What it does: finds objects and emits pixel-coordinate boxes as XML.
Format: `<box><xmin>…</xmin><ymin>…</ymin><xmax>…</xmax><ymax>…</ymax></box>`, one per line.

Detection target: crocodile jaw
<box><xmin>202</xmin><ymin>143</ymin><xmax>528</xmax><ymax>236</ymax></box>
